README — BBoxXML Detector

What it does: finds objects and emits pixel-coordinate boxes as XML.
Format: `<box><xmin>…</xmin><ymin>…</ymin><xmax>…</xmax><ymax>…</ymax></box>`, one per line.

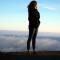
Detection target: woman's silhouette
<box><xmin>27</xmin><ymin>1</ymin><xmax>40</xmax><ymax>52</ymax></box>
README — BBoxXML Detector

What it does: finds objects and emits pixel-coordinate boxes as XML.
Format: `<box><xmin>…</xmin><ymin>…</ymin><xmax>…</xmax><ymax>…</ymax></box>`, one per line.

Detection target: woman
<box><xmin>27</xmin><ymin>1</ymin><xmax>40</xmax><ymax>52</ymax></box>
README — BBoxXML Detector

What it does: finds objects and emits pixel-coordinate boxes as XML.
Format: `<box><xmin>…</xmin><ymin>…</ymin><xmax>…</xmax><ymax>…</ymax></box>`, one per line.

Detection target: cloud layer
<box><xmin>0</xmin><ymin>31</ymin><xmax>60</xmax><ymax>52</ymax></box>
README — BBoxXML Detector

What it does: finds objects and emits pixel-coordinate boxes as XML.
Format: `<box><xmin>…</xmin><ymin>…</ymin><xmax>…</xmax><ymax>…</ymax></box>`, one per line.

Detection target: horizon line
<box><xmin>0</xmin><ymin>30</ymin><xmax>60</xmax><ymax>34</ymax></box>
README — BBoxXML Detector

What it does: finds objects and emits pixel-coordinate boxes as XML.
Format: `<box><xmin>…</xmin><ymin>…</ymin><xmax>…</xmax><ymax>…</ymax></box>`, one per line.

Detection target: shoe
<box><xmin>33</xmin><ymin>50</ymin><xmax>36</xmax><ymax>53</ymax></box>
<box><xmin>27</xmin><ymin>50</ymin><xmax>29</xmax><ymax>53</ymax></box>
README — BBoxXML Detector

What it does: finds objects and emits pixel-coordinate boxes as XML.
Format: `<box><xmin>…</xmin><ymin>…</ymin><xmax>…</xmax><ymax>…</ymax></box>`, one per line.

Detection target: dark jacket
<box><xmin>28</xmin><ymin>8</ymin><xmax>40</xmax><ymax>28</ymax></box>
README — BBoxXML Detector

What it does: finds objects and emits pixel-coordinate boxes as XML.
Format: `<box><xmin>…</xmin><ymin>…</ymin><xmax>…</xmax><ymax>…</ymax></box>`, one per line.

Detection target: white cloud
<box><xmin>0</xmin><ymin>32</ymin><xmax>60</xmax><ymax>52</ymax></box>
<box><xmin>39</xmin><ymin>4</ymin><xmax>56</xmax><ymax>11</ymax></box>
<box><xmin>43</xmin><ymin>6</ymin><xmax>56</xmax><ymax>11</ymax></box>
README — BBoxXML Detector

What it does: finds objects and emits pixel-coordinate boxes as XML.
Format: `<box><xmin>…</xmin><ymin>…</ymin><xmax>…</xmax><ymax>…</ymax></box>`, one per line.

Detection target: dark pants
<box><xmin>27</xmin><ymin>27</ymin><xmax>38</xmax><ymax>51</ymax></box>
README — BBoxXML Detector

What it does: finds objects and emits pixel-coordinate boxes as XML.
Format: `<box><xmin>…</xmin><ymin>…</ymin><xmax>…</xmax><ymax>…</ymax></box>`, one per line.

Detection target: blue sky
<box><xmin>0</xmin><ymin>0</ymin><xmax>60</xmax><ymax>33</ymax></box>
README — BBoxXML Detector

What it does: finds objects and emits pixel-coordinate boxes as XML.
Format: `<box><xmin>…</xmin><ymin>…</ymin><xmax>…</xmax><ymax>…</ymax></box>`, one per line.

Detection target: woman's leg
<box><xmin>27</xmin><ymin>27</ymin><xmax>33</xmax><ymax>51</ymax></box>
<box><xmin>32</xmin><ymin>28</ymin><xmax>38</xmax><ymax>51</ymax></box>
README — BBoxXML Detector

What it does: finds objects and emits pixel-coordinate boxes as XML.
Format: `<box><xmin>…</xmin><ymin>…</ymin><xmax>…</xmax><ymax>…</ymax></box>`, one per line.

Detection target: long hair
<box><xmin>28</xmin><ymin>1</ymin><xmax>37</xmax><ymax>10</ymax></box>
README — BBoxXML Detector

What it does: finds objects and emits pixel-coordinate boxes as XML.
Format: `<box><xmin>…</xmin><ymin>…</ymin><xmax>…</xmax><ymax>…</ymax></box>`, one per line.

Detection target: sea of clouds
<box><xmin>0</xmin><ymin>31</ymin><xmax>60</xmax><ymax>52</ymax></box>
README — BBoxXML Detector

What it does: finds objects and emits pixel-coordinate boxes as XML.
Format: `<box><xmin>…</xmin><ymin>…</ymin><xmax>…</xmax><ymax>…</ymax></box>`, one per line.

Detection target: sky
<box><xmin>0</xmin><ymin>0</ymin><xmax>60</xmax><ymax>33</ymax></box>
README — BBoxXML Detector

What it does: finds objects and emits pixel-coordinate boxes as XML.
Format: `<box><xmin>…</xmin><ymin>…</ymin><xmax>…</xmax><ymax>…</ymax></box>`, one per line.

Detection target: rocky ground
<box><xmin>0</xmin><ymin>51</ymin><xmax>60</xmax><ymax>56</ymax></box>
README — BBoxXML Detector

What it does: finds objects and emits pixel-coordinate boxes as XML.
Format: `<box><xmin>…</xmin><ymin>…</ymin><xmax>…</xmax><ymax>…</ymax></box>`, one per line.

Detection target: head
<box><xmin>28</xmin><ymin>1</ymin><xmax>37</xmax><ymax>9</ymax></box>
